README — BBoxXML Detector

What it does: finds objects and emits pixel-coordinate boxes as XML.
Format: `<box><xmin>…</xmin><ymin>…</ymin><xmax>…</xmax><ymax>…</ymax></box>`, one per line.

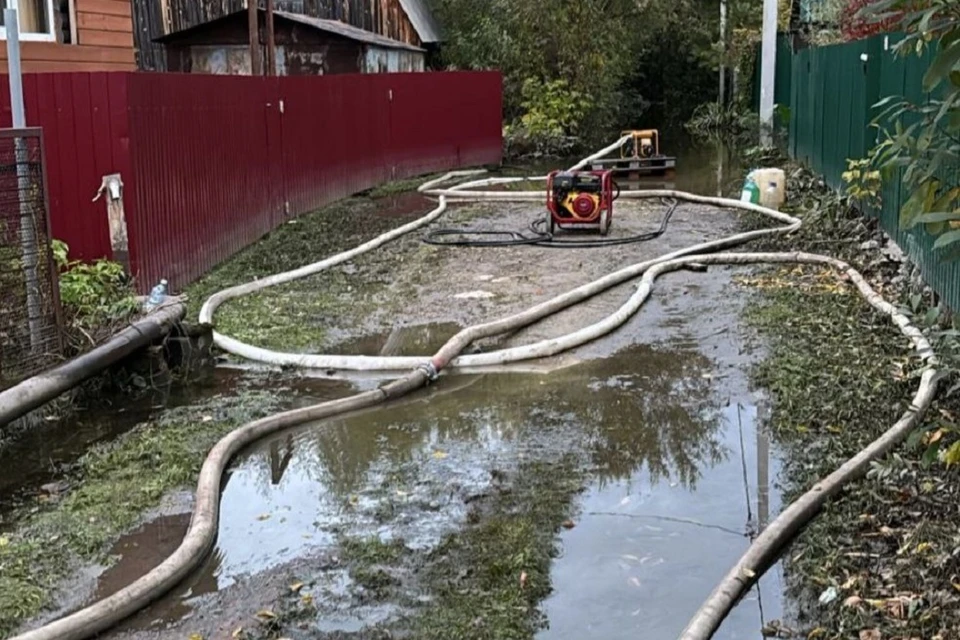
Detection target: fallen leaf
<box><xmin>256</xmin><ymin>610</ymin><xmax>277</xmax><ymax>620</ymax></box>
<box><xmin>842</xmin><ymin>576</ymin><xmax>857</xmax><ymax>589</ymax></box>
<box><xmin>432</xmin><ymin>450</ymin><xmax>448</xmax><ymax>460</ymax></box>
<box><xmin>0</xmin><ymin>537</ymin><xmax>8</xmax><ymax>547</ymax></box>
<box><xmin>916</xmin><ymin>542</ymin><xmax>933</xmax><ymax>554</ymax></box>
<box><xmin>231</xmin><ymin>627</ymin><xmax>244</xmax><ymax>638</ymax></box>
<box><xmin>807</xmin><ymin>628</ymin><xmax>826</xmax><ymax>639</ymax></box>
<box><xmin>189</xmin><ymin>635</ymin><xmax>203</xmax><ymax>640</ymax></box>
<box><xmin>301</xmin><ymin>593</ymin><xmax>314</xmax><ymax>607</ymax></box>
<box><xmin>519</xmin><ymin>571</ymin><xmax>528</xmax><ymax>589</ymax></box>
<box><xmin>843</xmin><ymin>596</ymin><xmax>863</xmax><ymax>608</ymax></box>
<box><xmin>859</xmin><ymin>629</ymin><xmax>880</xmax><ymax>640</ymax></box>
<box><xmin>289</xmin><ymin>582</ymin><xmax>304</xmax><ymax>593</ymax></box>
<box><xmin>561</xmin><ymin>520</ymin><xmax>576</xmax><ymax>529</ymax></box>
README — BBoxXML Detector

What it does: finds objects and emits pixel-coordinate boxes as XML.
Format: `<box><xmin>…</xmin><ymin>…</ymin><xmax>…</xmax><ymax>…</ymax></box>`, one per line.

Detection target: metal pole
<box><xmin>719</xmin><ymin>0</ymin><xmax>727</xmax><ymax>106</ymax></box>
<box><xmin>760</xmin><ymin>0</ymin><xmax>778</xmax><ymax>146</ymax></box>
<box><xmin>248</xmin><ymin>0</ymin><xmax>261</xmax><ymax>76</ymax></box>
<box><xmin>6</xmin><ymin>8</ymin><xmax>42</xmax><ymax>355</ymax></box>
<box><xmin>265</xmin><ymin>0</ymin><xmax>276</xmax><ymax>76</ymax></box>
<box><xmin>6</xmin><ymin>8</ymin><xmax>25</xmax><ymax>129</ymax></box>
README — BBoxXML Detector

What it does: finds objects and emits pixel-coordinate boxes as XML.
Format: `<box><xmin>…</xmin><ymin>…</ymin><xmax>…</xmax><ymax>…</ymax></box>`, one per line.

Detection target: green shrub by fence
<box><xmin>758</xmin><ymin>33</ymin><xmax>960</xmax><ymax>308</ymax></box>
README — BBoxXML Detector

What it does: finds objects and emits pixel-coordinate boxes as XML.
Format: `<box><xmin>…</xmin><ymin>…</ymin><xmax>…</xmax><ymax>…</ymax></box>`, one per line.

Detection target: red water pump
<box><xmin>546</xmin><ymin>170</ymin><xmax>615</xmax><ymax>236</ymax></box>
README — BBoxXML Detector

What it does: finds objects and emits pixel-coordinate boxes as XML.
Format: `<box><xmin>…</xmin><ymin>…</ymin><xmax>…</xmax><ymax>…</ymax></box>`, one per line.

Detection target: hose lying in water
<box><xmin>15</xmin><ymin>140</ymin><xmax>939</xmax><ymax>640</ymax></box>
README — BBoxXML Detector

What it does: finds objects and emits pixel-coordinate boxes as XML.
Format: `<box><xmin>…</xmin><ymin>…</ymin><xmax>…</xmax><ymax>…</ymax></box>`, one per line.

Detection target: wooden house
<box><xmin>155</xmin><ymin>9</ymin><xmax>425</xmax><ymax>75</ymax></box>
<box><xmin>135</xmin><ymin>0</ymin><xmax>441</xmax><ymax>71</ymax></box>
<box><xmin>0</xmin><ymin>0</ymin><xmax>136</xmax><ymax>72</ymax></box>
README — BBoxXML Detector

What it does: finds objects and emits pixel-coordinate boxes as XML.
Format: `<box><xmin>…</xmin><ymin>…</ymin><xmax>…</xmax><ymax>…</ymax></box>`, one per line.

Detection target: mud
<box><xmin>14</xmin><ymin>139</ymin><xmax>784</xmax><ymax>639</ymax></box>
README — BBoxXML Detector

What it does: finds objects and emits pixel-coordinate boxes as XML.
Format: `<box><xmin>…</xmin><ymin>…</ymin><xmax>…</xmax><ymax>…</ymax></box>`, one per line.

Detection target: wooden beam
<box><xmin>248</xmin><ymin>0</ymin><xmax>261</xmax><ymax>76</ymax></box>
<box><xmin>74</xmin><ymin>0</ymin><xmax>132</xmax><ymax>17</ymax></box>
<box><xmin>265</xmin><ymin>0</ymin><xmax>275</xmax><ymax>75</ymax></box>
<box><xmin>68</xmin><ymin>0</ymin><xmax>78</xmax><ymax>44</ymax></box>
<box><xmin>76</xmin><ymin>12</ymin><xmax>131</xmax><ymax>32</ymax></box>
<box><xmin>77</xmin><ymin>28</ymin><xmax>134</xmax><ymax>48</ymax></box>
<box><xmin>0</xmin><ymin>40</ymin><xmax>134</xmax><ymax>63</ymax></box>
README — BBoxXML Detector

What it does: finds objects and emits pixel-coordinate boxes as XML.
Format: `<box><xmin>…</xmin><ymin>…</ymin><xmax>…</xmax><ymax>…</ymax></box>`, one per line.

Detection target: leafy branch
<box><xmin>867</xmin><ymin>0</ymin><xmax>960</xmax><ymax>253</ymax></box>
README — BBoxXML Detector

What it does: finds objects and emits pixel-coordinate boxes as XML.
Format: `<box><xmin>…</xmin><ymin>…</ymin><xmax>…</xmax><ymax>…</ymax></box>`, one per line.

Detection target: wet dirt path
<box><xmin>14</xmin><ymin>138</ymin><xmax>784</xmax><ymax>639</ymax></box>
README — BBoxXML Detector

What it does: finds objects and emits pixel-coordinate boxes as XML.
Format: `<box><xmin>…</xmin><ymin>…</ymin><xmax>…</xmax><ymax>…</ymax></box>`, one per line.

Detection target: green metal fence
<box><xmin>763</xmin><ymin>33</ymin><xmax>960</xmax><ymax>308</ymax></box>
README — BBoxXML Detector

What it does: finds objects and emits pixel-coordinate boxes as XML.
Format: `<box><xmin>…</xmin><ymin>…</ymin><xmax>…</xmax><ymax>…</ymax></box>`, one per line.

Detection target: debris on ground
<box><xmin>743</xmin><ymin>160</ymin><xmax>960</xmax><ymax>639</ymax></box>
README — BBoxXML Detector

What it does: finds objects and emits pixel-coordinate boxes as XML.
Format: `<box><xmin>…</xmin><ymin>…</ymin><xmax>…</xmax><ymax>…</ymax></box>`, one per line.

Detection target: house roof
<box><xmin>276</xmin><ymin>12</ymin><xmax>425</xmax><ymax>52</ymax></box>
<box><xmin>154</xmin><ymin>10</ymin><xmax>425</xmax><ymax>53</ymax></box>
<box><xmin>398</xmin><ymin>0</ymin><xmax>442</xmax><ymax>44</ymax></box>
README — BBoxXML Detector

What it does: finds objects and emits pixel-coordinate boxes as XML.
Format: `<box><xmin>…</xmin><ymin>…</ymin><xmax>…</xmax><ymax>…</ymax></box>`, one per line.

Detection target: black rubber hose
<box><xmin>421</xmin><ymin>197</ymin><xmax>678</xmax><ymax>250</ymax></box>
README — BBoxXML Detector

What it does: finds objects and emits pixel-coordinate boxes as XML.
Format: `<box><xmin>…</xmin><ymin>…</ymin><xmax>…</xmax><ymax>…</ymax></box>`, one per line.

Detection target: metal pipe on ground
<box><xmin>0</xmin><ymin>302</ymin><xmax>186</xmax><ymax>428</ymax></box>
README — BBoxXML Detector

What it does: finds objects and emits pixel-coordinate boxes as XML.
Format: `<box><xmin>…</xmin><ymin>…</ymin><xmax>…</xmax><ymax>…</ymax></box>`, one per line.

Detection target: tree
<box><xmin>426</xmin><ymin>0</ymin><xmax>730</xmax><ymax>150</ymax></box>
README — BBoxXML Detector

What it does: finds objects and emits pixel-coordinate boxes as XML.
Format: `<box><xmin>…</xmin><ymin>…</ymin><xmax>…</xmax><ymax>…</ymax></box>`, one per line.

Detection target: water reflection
<box><xmin>253</xmin><ymin>342</ymin><xmax>725</xmax><ymax>499</ymax></box>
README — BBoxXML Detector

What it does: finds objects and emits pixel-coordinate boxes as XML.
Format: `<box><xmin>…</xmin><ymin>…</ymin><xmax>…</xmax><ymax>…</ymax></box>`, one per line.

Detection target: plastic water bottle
<box><xmin>144</xmin><ymin>279</ymin><xmax>168</xmax><ymax>311</ymax></box>
<box><xmin>740</xmin><ymin>173</ymin><xmax>760</xmax><ymax>204</ymax></box>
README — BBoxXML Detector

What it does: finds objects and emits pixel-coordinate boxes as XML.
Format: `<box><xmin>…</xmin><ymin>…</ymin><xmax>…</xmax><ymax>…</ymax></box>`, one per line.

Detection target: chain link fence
<box><xmin>0</xmin><ymin>128</ymin><xmax>62</xmax><ymax>390</ymax></box>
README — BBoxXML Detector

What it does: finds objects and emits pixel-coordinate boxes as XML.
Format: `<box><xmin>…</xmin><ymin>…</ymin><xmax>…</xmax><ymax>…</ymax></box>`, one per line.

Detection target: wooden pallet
<box><xmin>587</xmin><ymin>156</ymin><xmax>677</xmax><ymax>176</ymax></box>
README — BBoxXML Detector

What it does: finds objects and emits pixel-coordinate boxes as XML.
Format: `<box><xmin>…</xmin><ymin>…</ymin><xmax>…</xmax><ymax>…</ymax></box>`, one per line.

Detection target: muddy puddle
<box><xmin>370</xmin><ymin>191</ymin><xmax>434</xmax><ymax>218</ymax></box>
<box><xmin>325</xmin><ymin>321</ymin><xmax>462</xmax><ymax>357</ymax></box>
<box><xmin>0</xmin><ymin>369</ymin><xmax>228</xmax><ymax>519</ymax></box>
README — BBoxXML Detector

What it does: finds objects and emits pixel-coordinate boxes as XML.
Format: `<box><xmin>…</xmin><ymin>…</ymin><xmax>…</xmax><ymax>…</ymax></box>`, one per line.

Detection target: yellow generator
<box><xmin>587</xmin><ymin>129</ymin><xmax>676</xmax><ymax>176</ymax></box>
<box><xmin>621</xmin><ymin>130</ymin><xmax>661</xmax><ymax>159</ymax></box>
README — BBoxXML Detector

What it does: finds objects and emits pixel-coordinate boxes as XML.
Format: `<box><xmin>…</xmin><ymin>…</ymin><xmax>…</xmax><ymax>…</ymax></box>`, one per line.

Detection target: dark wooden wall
<box><xmin>134</xmin><ymin>0</ymin><xmax>421</xmax><ymax>71</ymax></box>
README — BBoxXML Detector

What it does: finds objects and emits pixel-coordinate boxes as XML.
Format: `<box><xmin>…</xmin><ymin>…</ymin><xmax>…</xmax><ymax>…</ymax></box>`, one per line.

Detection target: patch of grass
<box><xmin>405</xmin><ymin>458</ymin><xmax>584</xmax><ymax>639</ymax></box>
<box><xmin>185</xmin><ymin>197</ymin><xmax>396</xmax><ymax>319</ymax></box>
<box><xmin>360</xmin><ymin>173</ymin><xmax>444</xmax><ymax>198</ymax></box>
<box><xmin>184</xmin><ymin>196</ymin><xmax>426</xmax><ymax>351</ymax></box>
<box><xmin>257</xmin><ymin>458</ymin><xmax>586</xmax><ymax>640</ymax></box>
<box><xmin>340</xmin><ymin>536</ymin><xmax>406</xmax><ymax>566</ymax></box>
<box><xmin>0</xmin><ymin>389</ymin><xmax>284</xmax><ymax>637</ymax></box>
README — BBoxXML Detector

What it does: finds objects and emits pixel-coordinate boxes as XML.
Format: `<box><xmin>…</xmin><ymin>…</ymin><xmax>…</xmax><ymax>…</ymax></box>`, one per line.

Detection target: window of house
<box><xmin>0</xmin><ymin>0</ymin><xmax>73</xmax><ymax>42</ymax></box>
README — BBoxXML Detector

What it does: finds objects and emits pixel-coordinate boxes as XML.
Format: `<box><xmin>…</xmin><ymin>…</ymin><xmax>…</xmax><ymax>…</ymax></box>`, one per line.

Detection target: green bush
<box><xmin>53</xmin><ymin>240</ymin><xmax>139</xmax><ymax>331</ymax></box>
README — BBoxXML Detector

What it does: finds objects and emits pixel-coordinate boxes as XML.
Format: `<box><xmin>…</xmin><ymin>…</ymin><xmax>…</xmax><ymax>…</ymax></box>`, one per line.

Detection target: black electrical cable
<box><xmin>422</xmin><ymin>197</ymin><xmax>679</xmax><ymax>250</ymax></box>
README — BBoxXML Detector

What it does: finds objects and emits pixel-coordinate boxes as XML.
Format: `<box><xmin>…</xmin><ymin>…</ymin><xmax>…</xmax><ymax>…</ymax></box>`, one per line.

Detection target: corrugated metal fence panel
<box><xmin>124</xmin><ymin>70</ymin><xmax>502</xmax><ymax>289</ymax></box>
<box><xmin>783</xmin><ymin>33</ymin><xmax>960</xmax><ymax>308</ymax></box>
<box><xmin>125</xmin><ymin>73</ymin><xmax>283</xmax><ymax>290</ymax></box>
<box><xmin>0</xmin><ymin>70</ymin><xmax>503</xmax><ymax>291</ymax></box>
<box><xmin>752</xmin><ymin>35</ymin><xmax>793</xmax><ymax>113</ymax></box>
<box><xmin>0</xmin><ymin>72</ymin><xmax>128</xmax><ymax>264</ymax></box>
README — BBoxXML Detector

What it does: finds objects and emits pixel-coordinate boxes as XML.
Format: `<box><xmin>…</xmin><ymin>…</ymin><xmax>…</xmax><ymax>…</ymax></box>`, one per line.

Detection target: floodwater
<box><xmin>18</xmin><ymin>138</ymin><xmax>787</xmax><ymax>639</ymax></box>
<box><xmin>0</xmin><ymin>368</ymin><xmax>226</xmax><ymax>519</ymax></box>
<box><xmin>91</xmin><ymin>266</ymin><xmax>783</xmax><ymax>638</ymax></box>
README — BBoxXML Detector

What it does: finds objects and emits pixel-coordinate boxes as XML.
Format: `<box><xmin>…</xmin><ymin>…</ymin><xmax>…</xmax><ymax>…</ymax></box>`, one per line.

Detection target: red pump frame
<box><xmin>546</xmin><ymin>169</ymin><xmax>615</xmax><ymax>235</ymax></box>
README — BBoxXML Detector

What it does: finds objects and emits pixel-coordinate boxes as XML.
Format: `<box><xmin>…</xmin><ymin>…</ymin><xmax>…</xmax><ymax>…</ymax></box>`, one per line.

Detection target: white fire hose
<box><xmin>14</xmin><ymin>139</ymin><xmax>938</xmax><ymax>640</ymax></box>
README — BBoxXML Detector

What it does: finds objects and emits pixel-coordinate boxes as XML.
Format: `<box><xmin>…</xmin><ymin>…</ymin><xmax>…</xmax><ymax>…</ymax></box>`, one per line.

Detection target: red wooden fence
<box><xmin>0</xmin><ymin>71</ymin><xmax>503</xmax><ymax>290</ymax></box>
